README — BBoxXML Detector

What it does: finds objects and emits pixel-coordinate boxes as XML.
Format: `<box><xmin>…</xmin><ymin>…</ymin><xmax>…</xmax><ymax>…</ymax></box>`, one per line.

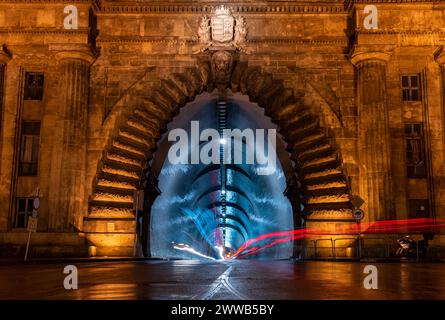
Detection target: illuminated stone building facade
<box><xmin>0</xmin><ymin>0</ymin><xmax>444</xmax><ymax>257</ymax></box>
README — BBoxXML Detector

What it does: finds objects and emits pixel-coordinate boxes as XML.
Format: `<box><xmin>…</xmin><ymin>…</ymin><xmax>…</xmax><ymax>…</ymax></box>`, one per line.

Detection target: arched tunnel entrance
<box><xmin>86</xmin><ymin>61</ymin><xmax>353</xmax><ymax>258</ymax></box>
<box><xmin>146</xmin><ymin>91</ymin><xmax>296</xmax><ymax>260</ymax></box>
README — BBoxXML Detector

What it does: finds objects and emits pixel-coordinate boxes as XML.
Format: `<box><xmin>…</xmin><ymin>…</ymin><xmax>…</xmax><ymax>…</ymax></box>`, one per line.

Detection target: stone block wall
<box><xmin>0</xmin><ymin>0</ymin><xmax>443</xmax><ymax>257</ymax></box>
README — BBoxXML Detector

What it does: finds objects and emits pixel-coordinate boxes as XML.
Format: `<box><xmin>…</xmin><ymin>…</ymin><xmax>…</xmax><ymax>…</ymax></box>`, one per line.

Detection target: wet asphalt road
<box><xmin>0</xmin><ymin>260</ymin><xmax>444</xmax><ymax>300</ymax></box>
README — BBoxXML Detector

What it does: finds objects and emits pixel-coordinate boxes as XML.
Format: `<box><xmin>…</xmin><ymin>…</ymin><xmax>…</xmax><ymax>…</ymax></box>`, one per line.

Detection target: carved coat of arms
<box><xmin>212</xmin><ymin>7</ymin><xmax>234</xmax><ymax>43</ymax></box>
<box><xmin>196</xmin><ymin>6</ymin><xmax>248</xmax><ymax>52</ymax></box>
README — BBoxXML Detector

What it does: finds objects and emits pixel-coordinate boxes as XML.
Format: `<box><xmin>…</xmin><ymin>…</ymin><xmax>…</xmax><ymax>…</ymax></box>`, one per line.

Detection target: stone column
<box><xmin>435</xmin><ymin>51</ymin><xmax>445</xmax><ymax>226</ymax></box>
<box><xmin>438</xmin><ymin>63</ymin><xmax>445</xmax><ymax>99</ymax></box>
<box><xmin>141</xmin><ymin>174</ymin><xmax>161</xmax><ymax>257</ymax></box>
<box><xmin>0</xmin><ymin>46</ymin><xmax>10</xmax><ymax>135</ymax></box>
<box><xmin>0</xmin><ymin>60</ymin><xmax>6</xmax><ymax>115</ymax></box>
<box><xmin>49</xmin><ymin>51</ymin><xmax>94</xmax><ymax>231</ymax></box>
<box><xmin>0</xmin><ymin>46</ymin><xmax>11</xmax><ymax>231</ymax></box>
<box><xmin>351</xmin><ymin>52</ymin><xmax>394</xmax><ymax>222</ymax></box>
<box><xmin>436</xmin><ymin>53</ymin><xmax>445</xmax><ymax>142</ymax></box>
<box><xmin>284</xmin><ymin>179</ymin><xmax>303</xmax><ymax>259</ymax></box>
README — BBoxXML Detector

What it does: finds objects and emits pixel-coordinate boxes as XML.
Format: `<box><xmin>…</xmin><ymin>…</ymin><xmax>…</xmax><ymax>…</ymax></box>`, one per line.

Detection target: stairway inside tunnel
<box><xmin>148</xmin><ymin>91</ymin><xmax>295</xmax><ymax>260</ymax></box>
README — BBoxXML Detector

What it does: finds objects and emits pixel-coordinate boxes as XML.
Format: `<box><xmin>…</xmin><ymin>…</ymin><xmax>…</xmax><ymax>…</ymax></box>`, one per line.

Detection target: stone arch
<box><xmin>84</xmin><ymin>60</ymin><xmax>353</xmax><ymax>256</ymax></box>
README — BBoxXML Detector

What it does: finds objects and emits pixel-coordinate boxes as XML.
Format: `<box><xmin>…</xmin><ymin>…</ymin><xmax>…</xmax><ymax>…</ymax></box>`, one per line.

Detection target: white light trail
<box><xmin>173</xmin><ymin>244</ymin><xmax>216</xmax><ymax>260</ymax></box>
<box><xmin>215</xmin><ymin>246</ymin><xmax>225</xmax><ymax>260</ymax></box>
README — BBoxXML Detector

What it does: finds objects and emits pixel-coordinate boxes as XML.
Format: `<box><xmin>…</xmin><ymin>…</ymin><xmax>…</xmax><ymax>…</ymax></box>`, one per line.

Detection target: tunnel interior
<box><xmin>147</xmin><ymin>91</ymin><xmax>296</xmax><ymax>260</ymax></box>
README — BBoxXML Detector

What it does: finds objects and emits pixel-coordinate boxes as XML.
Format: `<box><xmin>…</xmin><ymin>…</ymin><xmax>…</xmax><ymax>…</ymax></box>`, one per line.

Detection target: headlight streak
<box><xmin>173</xmin><ymin>244</ymin><xmax>216</xmax><ymax>260</ymax></box>
<box><xmin>215</xmin><ymin>245</ymin><xmax>225</xmax><ymax>260</ymax></box>
<box><xmin>231</xmin><ymin>218</ymin><xmax>445</xmax><ymax>259</ymax></box>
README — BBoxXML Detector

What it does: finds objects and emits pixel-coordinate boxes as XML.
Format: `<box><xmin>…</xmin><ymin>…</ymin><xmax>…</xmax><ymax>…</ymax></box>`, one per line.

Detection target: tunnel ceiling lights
<box><xmin>192</xmin><ymin>164</ymin><xmax>254</xmax><ymax>184</ymax></box>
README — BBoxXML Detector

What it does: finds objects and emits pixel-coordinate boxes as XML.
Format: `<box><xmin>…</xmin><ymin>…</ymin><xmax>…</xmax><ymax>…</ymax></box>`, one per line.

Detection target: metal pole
<box><xmin>416</xmin><ymin>241</ymin><xmax>419</xmax><ymax>262</ymax></box>
<box><xmin>24</xmin><ymin>230</ymin><xmax>32</xmax><ymax>261</ymax></box>
<box><xmin>357</xmin><ymin>221</ymin><xmax>362</xmax><ymax>259</ymax></box>
<box><xmin>314</xmin><ymin>240</ymin><xmax>317</xmax><ymax>258</ymax></box>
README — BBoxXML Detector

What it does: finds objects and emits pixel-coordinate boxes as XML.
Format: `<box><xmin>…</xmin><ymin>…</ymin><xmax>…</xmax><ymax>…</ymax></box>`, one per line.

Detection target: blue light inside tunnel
<box><xmin>180</xmin><ymin>207</ymin><xmax>220</xmax><ymax>248</ymax></box>
<box><xmin>150</xmin><ymin>92</ymin><xmax>294</xmax><ymax>260</ymax></box>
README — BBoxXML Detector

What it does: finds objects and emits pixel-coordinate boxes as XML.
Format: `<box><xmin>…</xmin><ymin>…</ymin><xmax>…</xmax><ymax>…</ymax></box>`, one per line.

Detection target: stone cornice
<box><xmin>356</xmin><ymin>29</ymin><xmax>445</xmax><ymax>35</ymax></box>
<box><xmin>97</xmin><ymin>36</ymin><xmax>194</xmax><ymax>44</ymax></box>
<box><xmin>0</xmin><ymin>0</ymin><xmax>440</xmax><ymax>6</ymax></box>
<box><xmin>2</xmin><ymin>28</ymin><xmax>444</xmax><ymax>39</ymax></box>
<box><xmin>0</xmin><ymin>0</ymin><xmax>92</xmax><ymax>3</ymax></box>
<box><xmin>96</xmin><ymin>35</ymin><xmax>348</xmax><ymax>46</ymax></box>
<box><xmin>0</xmin><ymin>27</ymin><xmax>90</xmax><ymax>35</ymax></box>
<box><xmin>0</xmin><ymin>0</ymin><xmax>442</xmax><ymax>14</ymax></box>
<box><xmin>345</xmin><ymin>0</ymin><xmax>442</xmax><ymax>10</ymax></box>
<box><xmin>346</xmin><ymin>0</ymin><xmax>439</xmax><ymax>3</ymax></box>
<box><xmin>248</xmin><ymin>37</ymin><xmax>348</xmax><ymax>45</ymax></box>
<box><xmin>97</xmin><ymin>3</ymin><xmax>347</xmax><ymax>14</ymax></box>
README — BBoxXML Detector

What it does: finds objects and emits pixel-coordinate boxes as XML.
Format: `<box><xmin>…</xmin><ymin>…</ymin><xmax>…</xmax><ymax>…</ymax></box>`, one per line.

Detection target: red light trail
<box><xmin>231</xmin><ymin>218</ymin><xmax>445</xmax><ymax>259</ymax></box>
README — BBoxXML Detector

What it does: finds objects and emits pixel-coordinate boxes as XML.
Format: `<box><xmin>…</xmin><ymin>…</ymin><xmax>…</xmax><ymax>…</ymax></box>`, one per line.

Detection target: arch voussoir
<box><xmin>139</xmin><ymin>101</ymin><xmax>170</xmax><ymax>123</ymax></box>
<box><xmin>245</xmin><ymin>71</ymin><xmax>268</xmax><ymax>101</ymax></box>
<box><xmin>184</xmin><ymin>67</ymin><xmax>207</xmax><ymax>94</ymax></box>
<box><xmin>264</xmin><ymin>89</ymin><xmax>294</xmax><ymax>120</ymax></box>
<box><xmin>239</xmin><ymin>66</ymin><xmax>261</xmax><ymax>95</ymax></box>
<box><xmin>146</xmin><ymin>91</ymin><xmax>177</xmax><ymax>118</ymax></box>
<box><xmin>86</xmin><ymin>62</ymin><xmax>353</xmax><ymax>253</ymax></box>
<box><xmin>169</xmin><ymin>73</ymin><xmax>196</xmax><ymax>99</ymax></box>
<box><xmin>160</xmin><ymin>79</ymin><xmax>188</xmax><ymax>106</ymax></box>
<box><xmin>257</xmin><ymin>81</ymin><xmax>284</xmax><ymax>107</ymax></box>
<box><xmin>251</xmin><ymin>74</ymin><xmax>274</xmax><ymax>100</ymax></box>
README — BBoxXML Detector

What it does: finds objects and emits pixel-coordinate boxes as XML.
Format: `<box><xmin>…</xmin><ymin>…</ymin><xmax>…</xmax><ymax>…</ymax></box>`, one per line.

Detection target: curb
<box><xmin>0</xmin><ymin>257</ymin><xmax>167</xmax><ymax>265</ymax></box>
<box><xmin>299</xmin><ymin>258</ymin><xmax>445</xmax><ymax>263</ymax></box>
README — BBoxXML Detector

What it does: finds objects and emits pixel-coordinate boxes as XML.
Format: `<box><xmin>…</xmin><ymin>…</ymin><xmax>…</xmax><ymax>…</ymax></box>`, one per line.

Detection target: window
<box><xmin>408</xmin><ymin>199</ymin><xmax>429</xmax><ymax>219</ymax></box>
<box><xmin>24</xmin><ymin>72</ymin><xmax>44</xmax><ymax>101</ymax></box>
<box><xmin>18</xmin><ymin>121</ymin><xmax>40</xmax><ymax>176</ymax></box>
<box><xmin>15</xmin><ymin>197</ymin><xmax>34</xmax><ymax>228</ymax></box>
<box><xmin>401</xmin><ymin>74</ymin><xmax>421</xmax><ymax>101</ymax></box>
<box><xmin>405</xmin><ymin>123</ymin><xmax>426</xmax><ymax>178</ymax></box>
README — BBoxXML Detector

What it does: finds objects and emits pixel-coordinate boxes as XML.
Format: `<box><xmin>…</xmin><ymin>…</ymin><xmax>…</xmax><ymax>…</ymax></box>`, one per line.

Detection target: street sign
<box><xmin>33</xmin><ymin>197</ymin><xmax>40</xmax><ymax>210</ymax></box>
<box><xmin>351</xmin><ymin>195</ymin><xmax>365</xmax><ymax>209</ymax></box>
<box><xmin>27</xmin><ymin>216</ymin><xmax>38</xmax><ymax>232</ymax></box>
<box><xmin>32</xmin><ymin>196</ymin><xmax>40</xmax><ymax>218</ymax></box>
<box><xmin>353</xmin><ymin>209</ymin><xmax>365</xmax><ymax>221</ymax></box>
<box><xmin>25</xmin><ymin>193</ymin><xmax>40</xmax><ymax>261</ymax></box>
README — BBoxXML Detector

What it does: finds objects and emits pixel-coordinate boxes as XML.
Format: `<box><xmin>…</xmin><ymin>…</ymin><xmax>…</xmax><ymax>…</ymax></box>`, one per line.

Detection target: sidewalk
<box><xmin>301</xmin><ymin>257</ymin><xmax>445</xmax><ymax>263</ymax></box>
<box><xmin>2</xmin><ymin>256</ymin><xmax>445</xmax><ymax>266</ymax></box>
<box><xmin>0</xmin><ymin>256</ymin><xmax>166</xmax><ymax>265</ymax></box>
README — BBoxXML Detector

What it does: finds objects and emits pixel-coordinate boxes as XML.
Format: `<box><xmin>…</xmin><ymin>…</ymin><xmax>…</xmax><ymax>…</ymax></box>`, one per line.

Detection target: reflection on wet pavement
<box><xmin>0</xmin><ymin>260</ymin><xmax>444</xmax><ymax>300</ymax></box>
